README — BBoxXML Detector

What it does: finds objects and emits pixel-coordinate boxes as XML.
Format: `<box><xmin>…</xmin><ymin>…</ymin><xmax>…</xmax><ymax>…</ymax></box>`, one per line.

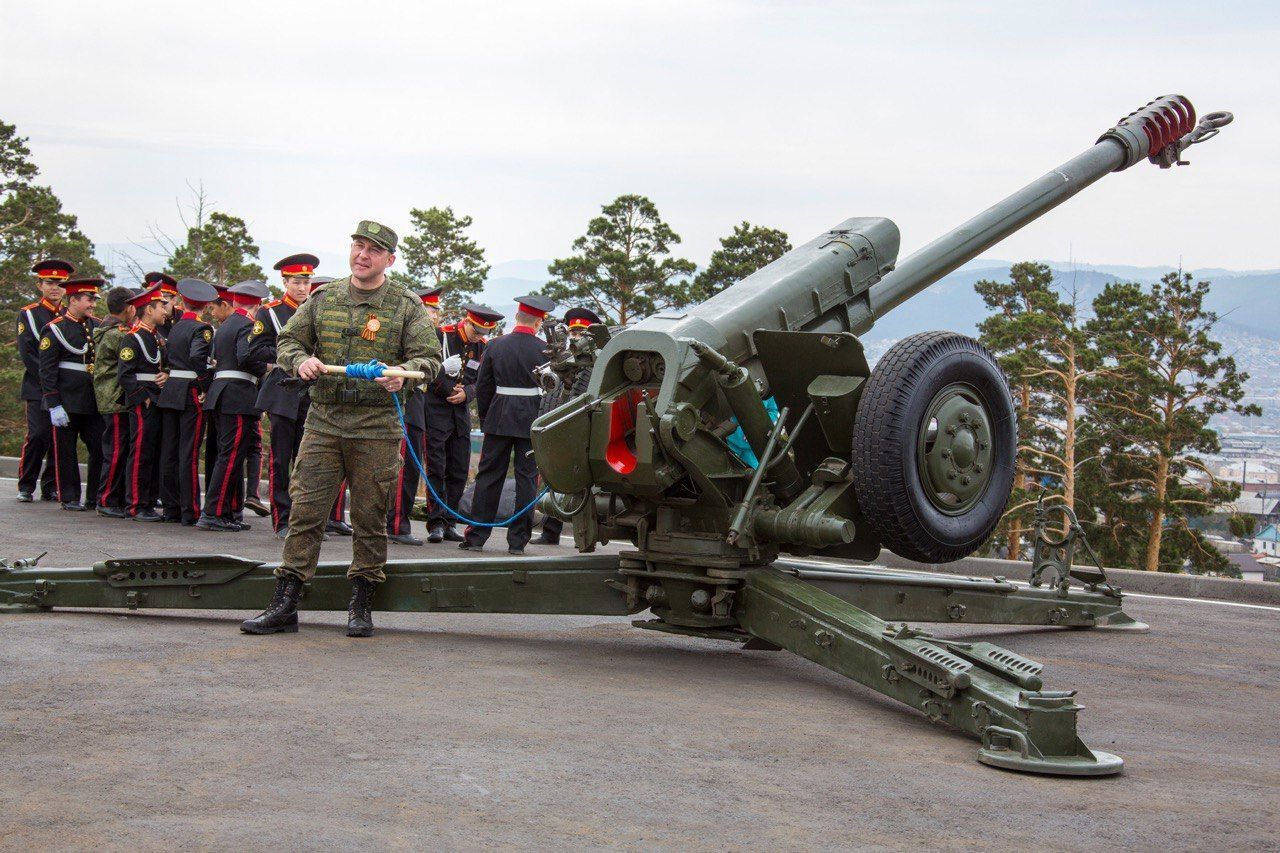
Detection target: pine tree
<box><xmin>692</xmin><ymin>222</ymin><xmax>791</xmax><ymax>301</ymax></box>
<box><xmin>542</xmin><ymin>194</ymin><xmax>695</xmax><ymax>325</ymax></box>
<box><xmin>1085</xmin><ymin>274</ymin><xmax>1257</xmax><ymax>573</ymax></box>
<box><xmin>399</xmin><ymin>206</ymin><xmax>490</xmax><ymax>315</ymax></box>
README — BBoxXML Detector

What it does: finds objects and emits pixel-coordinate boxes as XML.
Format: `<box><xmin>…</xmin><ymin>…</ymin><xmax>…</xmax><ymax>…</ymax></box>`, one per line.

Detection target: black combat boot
<box><xmin>346</xmin><ymin>577</ymin><xmax>375</xmax><ymax>637</ymax></box>
<box><xmin>240</xmin><ymin>575</ymin><xmax>304</xmax><ymax>634</ymax></box>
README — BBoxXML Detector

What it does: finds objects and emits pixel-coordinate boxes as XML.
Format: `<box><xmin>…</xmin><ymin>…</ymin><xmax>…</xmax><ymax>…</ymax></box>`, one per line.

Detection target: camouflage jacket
<box><xmin>91</xmin><ymin>317</ymin><xmax>130</xmax><ymax>415</ymax></box>
<box><xmin>276</xmin><ymin>276</ymin><xmax>440</xmax><ymax>439</ymax></box>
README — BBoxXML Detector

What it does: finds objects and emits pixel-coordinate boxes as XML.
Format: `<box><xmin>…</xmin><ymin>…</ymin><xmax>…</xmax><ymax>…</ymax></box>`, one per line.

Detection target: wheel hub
<box><xmin>918</xmin><ymin>384</ymin><xmax>994</xmax><ymax>515</ymax></box>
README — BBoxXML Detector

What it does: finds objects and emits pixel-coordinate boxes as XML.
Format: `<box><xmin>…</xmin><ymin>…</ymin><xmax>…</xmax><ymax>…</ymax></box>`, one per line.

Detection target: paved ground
<box><xmin>1</xmin><ymin>489</ymin><xmax>1278</xmax><ymax>850</ymax></box>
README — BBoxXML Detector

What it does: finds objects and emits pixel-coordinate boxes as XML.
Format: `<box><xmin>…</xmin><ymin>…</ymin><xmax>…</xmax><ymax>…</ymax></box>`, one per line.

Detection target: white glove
<box><xmin>442</xmin><ymin>354</ymin><xmax>462</xmax><ymax>377</ymax></box>
<box><xmin>50</xmin><ymin>405</ymin><xmax>70</xmax><ymax>428</ymax></box>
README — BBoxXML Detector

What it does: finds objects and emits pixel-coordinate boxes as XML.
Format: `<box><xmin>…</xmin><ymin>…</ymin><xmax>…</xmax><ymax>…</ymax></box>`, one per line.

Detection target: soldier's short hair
<box><xmin>106</xmin><ymin>286</ymin><xmax>134</xmax><ymax>315</ymax></box>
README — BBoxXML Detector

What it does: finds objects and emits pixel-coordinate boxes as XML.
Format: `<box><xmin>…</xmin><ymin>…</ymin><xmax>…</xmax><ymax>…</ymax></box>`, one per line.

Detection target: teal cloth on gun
<box><xmin>726</xmin><ymin>396</ymin><xmax>779</xmax><ymax>468</ymax></box>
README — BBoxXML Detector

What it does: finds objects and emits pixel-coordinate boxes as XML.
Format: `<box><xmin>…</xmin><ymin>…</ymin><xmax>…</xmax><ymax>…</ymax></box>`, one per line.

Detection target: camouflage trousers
<box><xmin>277</xmin><ymin>429</ymin><xmax>402</xmax><ymax>583</ymax></box>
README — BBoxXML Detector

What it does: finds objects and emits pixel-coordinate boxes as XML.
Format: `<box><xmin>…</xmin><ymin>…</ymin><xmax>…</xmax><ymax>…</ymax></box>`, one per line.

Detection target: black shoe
<box><xmin>458</xmin><ymin>540</ymin><xmax>480</xmax><ymax>551</ymax></box>
<box><xmin>16</xmin><ymin>492</ymin><xmax>33</xmax><ymax>503</ymax></box>
<box><xmin>387</xmin><ymin>532</ymin><xmax>424</xmax><ymax>546</ymax></box>
<box><xmin>508</xmin><ymin>547</ymin><xmax>525</xmax><ymax>556</ymax></box>
<box><xmin>346</xmin><ymin>577</ymin><xmax>375</xmax><ymax>637</ymax></box>
<box><xmin>162</xmin><ymin>515</ymin><xmax>182</xmax><ymax>523</ymax></box>
<box><xmin>236</xmin><ymin>521</ymin><xmax>252</xmax><ymax>531</ymax></box>
<box><xmin>97</xmin><ymin>506</ymin><xmax>128</xmax><ymax>519</ymax></box>
<box><xmin>41</xmin><ymin>493</ymin><xmax>57</xmax><ymax>502</ymax></box>
<box><xmin>534</xmin><ymin>534</ymin><xmax>560</xmax><ymax>545</ymax></box>
<box><xmin>427</xmin><ymin>521</ymin><xmax>444</xmax><ymax>543</ymax></box>
<box><xmin>61</xmin><ymin>501</ymin><xmax>87</xmax><ymax>512</ymax></box>
<box><xmin>442</xmin><ymin>526</ymin><xmax>465</xmax><ymax>542</ymax></box>
<box><xmin>240</xmin><ymin>576</ymin><xmax>304</xmax><ymax>634</ymax></box>
<box><xmin>196</xmin><ymin>514</ymin><xmax>238</xmax><ymax>531</ymax></box>
<box><xmin>327</xmin><ymin>520</ymin><xmax>354</xmax><ymax>536</ymax></box>
<box><xmin>133</xmin><ymin>509</ymin><xmax>164</xmax><ymax>522</ymax></box>
<box><xmin>244</xmin><ymin>496</ymin><xmax>270</xmax><ymax>517</ymax></box>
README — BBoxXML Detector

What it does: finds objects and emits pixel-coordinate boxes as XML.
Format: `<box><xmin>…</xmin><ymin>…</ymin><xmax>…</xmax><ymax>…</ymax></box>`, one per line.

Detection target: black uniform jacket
<box><xmin>17</xmin><ymin>298</ymin><xmax>62</xmax><ymax>401</ymax></box>
<box><xmin>474</xmin><ymin>326</ymin><xmax>547</xmax><ymax>438</ymax></box>
<box><xmin>205</xmin><ymin>310</ymin><xmax>264</xmax><ymax>416</ymax></box>
<box><xmin>245</xmin><ymin>297</ymin><xmax>306</xmax><ymax>419</ymax></box>
<box><xmin>158</xmin><ymin>312</ymin><xmax>214</xmax><ymax>411</ymax></box>
<box><xmin>426</xmin><ymin>323</ymin><xmax>485</xmax><ymax>431</ymax></box>
<box><xmin>119</xmin><ymin>324</ymin><xmax>167</xmax><ymax>408</ymax></box>
<box><xmin>38</xmin><ymin>314</ymin><xmax>99</xmax><ymax>415</ymax></box>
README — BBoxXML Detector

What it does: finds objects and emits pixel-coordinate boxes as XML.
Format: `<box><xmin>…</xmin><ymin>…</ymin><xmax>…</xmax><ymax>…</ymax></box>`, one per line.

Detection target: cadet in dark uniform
<box><xmin>245</xmin><ymin>253</ymin><xmax>319</xmax><ymax>538</ymax></box>
<box><xmin>384</xmin><ymin>287</ymin><xmax>437</xmax><ymax>546</ymax></box>
<box><xmin>93</xmin><ymin>287</ymin><xmax>137</xmax><ymax>518</ymax></box>
<box><xmin>537</xmin><ymin>306</ymin><xmax>602</xmax><ymax>545</ymax></box>
<box><xmin>198</xmin><ymin>280</ymin><xmax>269</xmax><ymax>531</ymax></box>
<box><xmin>157</xmin><ymin>278</ymin><xmax>217</xmax><ymax>525</ymax></box>
<box><xmin>119</xmin><ymin>286</ymin><xmax>170</xmax><ymax>521</ymax></box>
<box><xmin>38</xmin><ymin>278</ymin><xmax>104</xmax><ymax>510</ymax></box>
<box><xmin>462</xmin><ymin>294</ymin><xmax>555</xmax><ymax>554</ymax></box>
<box><xmin>424</xmin><ymin>300</ymin><xmax>499</xmax><ymax>543</ymax></box>
<box><xmin>145</xmin><ymin>273</ymin><xmax>179</xmax><ymax>513</ymax></box>
<box><xmin>16</xmin><ymin>258</ymin><xmax>71</xmax><ymax>503</ymax></box>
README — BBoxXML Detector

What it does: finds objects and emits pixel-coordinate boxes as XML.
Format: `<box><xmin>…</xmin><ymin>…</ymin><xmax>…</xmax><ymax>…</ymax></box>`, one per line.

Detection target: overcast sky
<box><xmin>3</xmin><ymin>0</ymin><xmax>1276</xmax><ymax>275</ymax></box>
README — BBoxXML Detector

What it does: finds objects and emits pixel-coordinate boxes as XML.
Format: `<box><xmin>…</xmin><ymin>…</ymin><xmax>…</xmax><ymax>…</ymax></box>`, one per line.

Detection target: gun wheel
<box><xmin>852</xmin><ymin>331</ymin><xmax>1015</xmax><ymax>563</ymax></box>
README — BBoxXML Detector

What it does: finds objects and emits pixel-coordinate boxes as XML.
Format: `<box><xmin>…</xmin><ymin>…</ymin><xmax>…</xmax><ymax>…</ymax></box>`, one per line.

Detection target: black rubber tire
<box><xmin>852</xmin><ymin>331</ymin><xmax>1016</xmax><ymax>563</ymax></box>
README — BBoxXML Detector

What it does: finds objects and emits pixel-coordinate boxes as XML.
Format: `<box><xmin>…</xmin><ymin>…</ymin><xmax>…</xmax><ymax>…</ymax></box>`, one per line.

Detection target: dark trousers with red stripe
<box><xmin>161</xmin><ymin>394</ymin><xmax>207</xmax><ymax>524</ymax></box>
<box><xmin>51</xmin><ymin>413</ymin><xmax>103</xmax><ymax>506</ymax></box>
<box><xmin>267</xmin><ymin>413</ymin><xmax>305</xmax><ymax>532</ymax></box>
<box><xmin>203</xmin><ymin>412</ymin><xmax>253</xmax><ymax>522</ymax></box>
<box><xmin>244</xmin><ymin>417</ymin><xmax>262</xmax><ymax>501</ymax></box>
<box><xmin>18</xmin><ymin>400</ymin><xmax>57</xmax><ymax>498</ymax></box>
<box><xmin>386</xmin><ymin>423</ymin><xmax>425</xmax><ymax>536</ymax></box>
<box><xmin>97</xmin><ymin>412</ymin><xmax>130</xmax><ymax>509</ymax></box>
<box><xmin>464</xmin><ymin>434</ymin><xmax>537</xmax><ymax>551</ymax></box>
<box><xmin>126</xmin><ymin>403</ymin><xmax>162</xmax><ymax>516</ymax></box>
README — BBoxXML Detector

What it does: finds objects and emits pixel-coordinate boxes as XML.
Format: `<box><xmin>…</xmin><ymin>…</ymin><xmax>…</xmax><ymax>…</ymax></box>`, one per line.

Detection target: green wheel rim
<box><xmin>916</xmin><ymin>383</ymin><xmax>994</xmax><ymax>516</ymax></box>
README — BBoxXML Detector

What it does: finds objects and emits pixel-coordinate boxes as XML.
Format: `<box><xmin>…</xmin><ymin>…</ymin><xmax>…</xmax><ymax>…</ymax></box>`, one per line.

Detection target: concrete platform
<box><xmin>1</xmin><ymin>490</ymin><xmax>1277</xmax><ymax>849</ymax></box>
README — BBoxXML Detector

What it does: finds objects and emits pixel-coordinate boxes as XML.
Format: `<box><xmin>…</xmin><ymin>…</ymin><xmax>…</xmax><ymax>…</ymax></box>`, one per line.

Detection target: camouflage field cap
<box><xmin>351</xmin><ymin>220</ymin><xmax>398</xmax><ymax>253</ymax></box>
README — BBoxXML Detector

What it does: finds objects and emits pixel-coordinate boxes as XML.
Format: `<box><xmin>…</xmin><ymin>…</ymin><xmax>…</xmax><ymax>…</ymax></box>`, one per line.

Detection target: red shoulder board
<box><xmin>20</xmin><ymin>301</ymin><xmax>39</xmax><ymax>310</ymax></box>
<box><xmin>440</xmin><ymin>323</ymin><xmax>456</xmax><ymax>332</ymax></box>
<box><xmin>48</xmin><ymin>315</ymin><xmax>65</xmax><ymax>325</ymax></box>
<box><xmin>263</xmin><ymin>299</ymin><xmax>282</xmax><ymax>309</ymax></box>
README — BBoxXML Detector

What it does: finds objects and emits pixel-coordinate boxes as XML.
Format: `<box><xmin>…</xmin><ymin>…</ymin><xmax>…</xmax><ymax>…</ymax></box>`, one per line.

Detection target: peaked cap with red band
<box><xmin>309</xmin><ymin>275</ymin><xmax>335</xmax><ymax>293</ymax></box>
<box><xmin>228</xmin><ymin>279</ymin><xmax>271</xmax><ymax>306</ymax></box>
<box><xmin>177</xmin><ymin>278</ymin><xmax>218</xmax><ymax>307</ymax></box>
<box><xmin>64</xmin><ymin>277</ymin><xmax>105</xmax><ymax>298</ymax></box>
<box><xmin>462</xmin><ymin>302</ymin><xmax>502</xmax><ymax>329</ymax></box>
<box><xmin>32</xmin><ymin>259</ymin><xmax>75</xmax><ymax>281</ymax></box>
<box><xmin>514</xmin><ymin>293</ymin><xmax>555</xmax><ymax>319</ymax></box>
<box><xmin>127</xmin><ymin>284</ymin><xmax>167</xmax><ymax>309</ymax></box>
<box><xmin>564</xmin><ymin>306</ymin><xmax>602</xmax><ymax>329</ymax></box>
<box><xmin>415</xmin><ymin>286</ymin><xmax>442</xmax><ymax>308</ymax></box>
<box><xmin>274</xmin><ymin>252</ymin><xmax>319</xmax><ymax>277</ymax></box>
<box><xmin>144</xmin><ymin>271</ymin><xmax>178</xmax><ymax>295</ymax></box>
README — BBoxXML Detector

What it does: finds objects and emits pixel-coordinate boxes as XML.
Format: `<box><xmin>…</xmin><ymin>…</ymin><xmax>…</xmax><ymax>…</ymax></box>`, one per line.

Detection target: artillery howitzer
<box><xmin>1</xmin><ymin>96</ymin><xmax>1231</xmax><ymax>776</ymax></box>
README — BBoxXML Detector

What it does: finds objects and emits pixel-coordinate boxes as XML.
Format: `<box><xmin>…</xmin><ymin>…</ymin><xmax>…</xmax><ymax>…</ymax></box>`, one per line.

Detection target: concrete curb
<box><xmin>872</xmin><ymin>551</ymin><xmax>1280</xmax><ymax>606</ymax></box>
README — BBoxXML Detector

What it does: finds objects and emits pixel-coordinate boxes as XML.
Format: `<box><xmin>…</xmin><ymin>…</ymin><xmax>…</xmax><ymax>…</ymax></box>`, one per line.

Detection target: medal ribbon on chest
<box><xmin>361</xmin><ymin>313</ymin><xmax>380</xmax><ymax>342</ymax></box>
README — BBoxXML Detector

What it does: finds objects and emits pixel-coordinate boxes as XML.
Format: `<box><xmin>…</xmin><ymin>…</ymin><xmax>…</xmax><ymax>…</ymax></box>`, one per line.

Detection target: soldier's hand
<box><xmin>447</xmin><ymin>386</ymin><xmax>467</xmax><ymax>404</ymax></box>
<box><xmin>375</xmin><ymin>372</ymin><xmax>405</xmax><ymax>393</ymax></box>
<box><xmin>298</xmin><ymin>357</ymin><xmax>325</xmax><ymax>380</ymax></box>
<box><xmin>155</xmin><ymin>371</ymin><xmax>169</xmax><ymax>387</ymax></box>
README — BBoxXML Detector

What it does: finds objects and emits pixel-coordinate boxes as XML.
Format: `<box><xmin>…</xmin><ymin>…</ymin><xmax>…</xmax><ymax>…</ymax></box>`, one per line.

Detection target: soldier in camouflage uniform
<box><xmin>241</xmin><ymin>221</ymin><xmax>440</xmax><ymax>638</ymax></box>
<box><xmin>92</xmin><ymin>287</ymin><xmax>138</xmax><ymax>517</ymax></box>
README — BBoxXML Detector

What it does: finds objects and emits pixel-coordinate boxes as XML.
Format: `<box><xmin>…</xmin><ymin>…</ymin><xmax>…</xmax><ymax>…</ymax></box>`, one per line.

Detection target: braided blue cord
<box><xmin>343</xmin><ymin>360</ymin><xmax>548</xmax><ymax>528</ymax></box>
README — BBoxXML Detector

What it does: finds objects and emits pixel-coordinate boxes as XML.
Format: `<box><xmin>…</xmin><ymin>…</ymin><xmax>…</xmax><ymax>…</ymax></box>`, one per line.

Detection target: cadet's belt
<box><xmin>496</xmin><ymin>386</ymin><xmax>542</xmax><ymax>396</ymax></box>
<box><xmin>135</xmin><ymin>373</ymin><xmax>160</xmax><ymax>382</ymax></box>
<box><xmin>168</xmin><ymin>369</ymin><xmax>199</xmax><ymax>380</ymax></box>
<box><xmin>215</xmin><ymin>370</ymin><xmax>258</xmax><ymax>386</ymax></box>
<box><xmin>57</xmin><ymin>361</ymin><xmax>89</xmax><ymax>373</ymax></box>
